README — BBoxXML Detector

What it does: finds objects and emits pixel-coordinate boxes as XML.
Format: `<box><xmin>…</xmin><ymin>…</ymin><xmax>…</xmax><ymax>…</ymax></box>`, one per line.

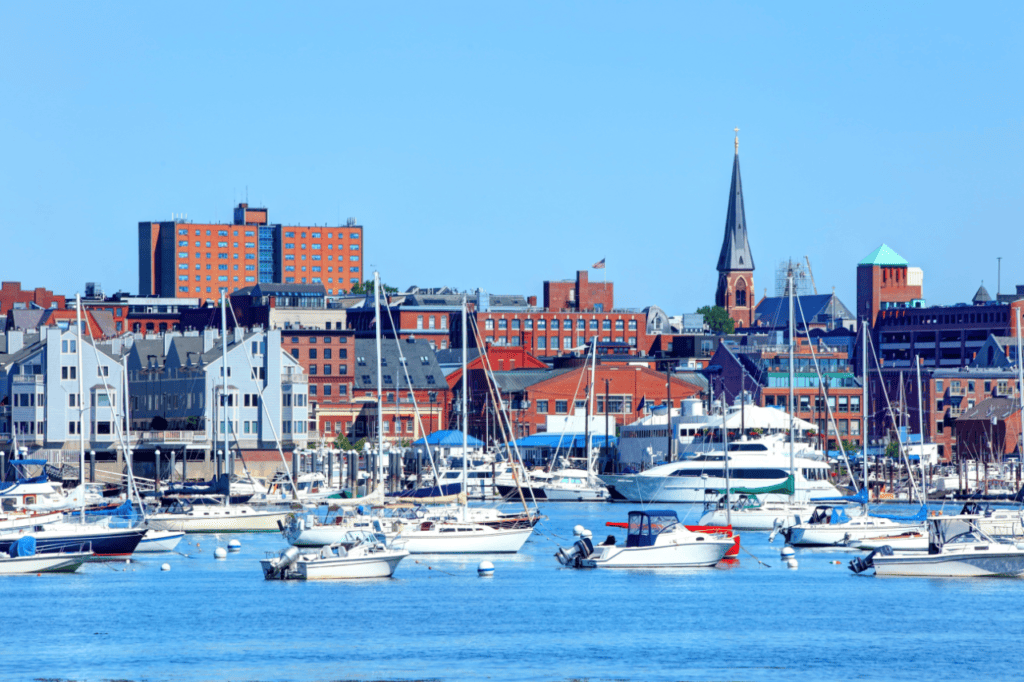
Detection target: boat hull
<box><xmin>788</xmin><ymin>521</ymin><xmax>924</xmax><ymax>547</ymax></box>
<box><xmin>148</xmin><ymin>509</ymin><xmax>291</xmax><ymax>533</ymax></box>
<box><xmin>0</xmin><ymin>552</ymin><xmax>91</xmax><ymax>574</ymax></box>
<box><xmin>872</xmin><ymin>550</ymin><xmax>1024</xmax><ymax>577</ymax></box>
<box><xmin>0</xmin><ymin>527</ymin><xmax>145</xmax><ymax>558</ymax></box>
<box><xmin>582</xmin><ymin>539</ymin><xmax>733</xmax><ymax>568</ymax></box>
<box><xmin>700</xmin><ymin>504</ymin><xmax>818</xmax><ymax>531</ymax></box>
<box><xmin>399</xmin><ymin>525</ymin><xmax>532</xmax><ymax>554</ymax></box>
<box><xmin>297</xmin><ymin>551</ymin><xmax>409</xmax><ymax>579</ymax></box>
<box><xmin>134</xmin><ymin>530</ymin><xmax>186</xmax><ymax>553</ymax></box>
<box><xmin>496</xmin><ymin>484</ymin><xmax>607</xmax><ymax>502</ymax></box>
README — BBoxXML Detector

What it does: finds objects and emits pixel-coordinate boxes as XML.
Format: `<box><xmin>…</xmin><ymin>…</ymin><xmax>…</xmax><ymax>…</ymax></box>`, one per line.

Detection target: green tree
<box><xmin>841</xmin><ymin>439</ymin><xmax>859</xmax><ymax>453</ymax></box>
<box><xmin>349</xmin><ymin>280</ymin><xmax>398</xmax><ymax>296</ymax></box>
<box><xmin>697</xmin><ymin>305</ymin><xmax>735</xmax><ymax>335</ymax></box>
<box><xmin>333</xmin><ymin>433</ymin><xmax>367</xmax><ymax>451</ymax></box>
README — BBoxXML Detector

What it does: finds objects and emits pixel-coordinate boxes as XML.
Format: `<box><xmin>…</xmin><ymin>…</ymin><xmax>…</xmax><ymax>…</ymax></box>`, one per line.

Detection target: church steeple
<box><xmin>716</xmin><ymin>129</ymin><xmax>754</xmax><ymax>273</ymax></box>
<box><xmin>715</xmin><ymin>129</ymin><xmax>756</xmax><ymax>328</ymax></box>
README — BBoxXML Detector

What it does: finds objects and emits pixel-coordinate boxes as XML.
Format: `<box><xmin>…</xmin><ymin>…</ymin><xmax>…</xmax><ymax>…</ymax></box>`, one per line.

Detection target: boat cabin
<box><xmin>626</xmin><ymin>510</ymin><xmax>680</xmax><ymax>547</ymax></box>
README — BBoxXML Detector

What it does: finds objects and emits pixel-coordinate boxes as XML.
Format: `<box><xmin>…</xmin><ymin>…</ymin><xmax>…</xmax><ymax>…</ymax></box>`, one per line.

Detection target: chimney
<box><xmin>527</xmin><ymin>296</ymin><xmax>537</xmax><ymax>307</ymax></box>
<box><xmin>203</xmin><ymin>328</ymin><xmax>217</xmax><ymax>353</ymax></box>
<box><xmin>233</xmin><ymin>327</ymin><xmax>244</xmax><ymax>345</ymax></box>
<box><xmin>6</xmin><ymin>330</ymin><xmax>24</xmax><ymax>354</ymax></box>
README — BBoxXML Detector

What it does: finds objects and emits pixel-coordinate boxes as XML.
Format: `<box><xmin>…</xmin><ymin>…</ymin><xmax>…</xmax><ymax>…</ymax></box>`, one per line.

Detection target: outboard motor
<box><xmin>555</xmin><ymin>531</ymin><xmax>596</xmax><ymax>568</ymax></box>
<box><xmin>768</xmin><ymin>518</ymin><xmax>787</xmax><ymax>544</ymax></box>
<box><xmin>848</xmin><ymin>545</ymin><xmax>894</xmax><ymax>575</ymax></box>
<box><xmin>264</xmin><ymin>546</ymin><xmax>302</xmax><ymax>580</ymax></box>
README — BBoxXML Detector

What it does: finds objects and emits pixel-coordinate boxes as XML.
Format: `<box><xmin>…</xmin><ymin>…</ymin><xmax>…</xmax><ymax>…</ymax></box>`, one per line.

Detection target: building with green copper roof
<box><xmin>858</xmin><ymin>244</ymin><xmax>909</xmax><ymax>267</ymax></box>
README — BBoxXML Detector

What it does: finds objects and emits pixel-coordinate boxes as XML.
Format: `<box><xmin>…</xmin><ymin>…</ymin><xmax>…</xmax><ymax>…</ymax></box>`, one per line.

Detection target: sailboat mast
<box><xmin>462</xmin><ymin>295</ymin><xmax>468</xmax><ymax>521</ymax></box>
<box><xmin>589</xmin><ymin>337</ymin><xmax>597</xmax><ymax>477</ymax></box>
<box><xmin>1018</xmin><ymin>308</ymin><xmax>1024</xmax><ymax>458</ymax></box>
<box><xmin>788</xmin><ymin>275</ymin><xmax>795</xmax><ymax>503</ymax></box>
<box><xmin>220</xmin><ymin>290</ymin><xmax>228</xmax><ymax>503</ymax></box>
<box><xmin>862</xmin><ymin>322</ymin><xmax>870</xmax><ymax>503</ymax></box>
<box><xmin>916</xmin><ymin>354</ymin><xmax>926</xmax><ymax>505</ymax></box>
<box><xmin>76</xmin><ymin>294</ymin><xmax>86</xmax><ymax>521</ymax></box>
<box><xmin>123</xmin><ymin>355</ymin><xmax>132</xmax><ymax>505</ymax></box>
<box><xmin>374</xmin><ymin>271</ymin><xmax>384</xmax><ymax>491</ymax></box>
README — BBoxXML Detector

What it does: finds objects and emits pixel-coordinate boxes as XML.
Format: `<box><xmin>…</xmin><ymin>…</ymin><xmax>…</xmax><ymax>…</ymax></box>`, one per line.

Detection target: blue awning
<box><xmin>412</xmin><ymin>430</ymin><xmax>485</xmax><ymax>447</ymax></box>
<box><xmin>510</xmin><ymin>434</ymin><xmax>617</xmax><ymax>449</ymax></box>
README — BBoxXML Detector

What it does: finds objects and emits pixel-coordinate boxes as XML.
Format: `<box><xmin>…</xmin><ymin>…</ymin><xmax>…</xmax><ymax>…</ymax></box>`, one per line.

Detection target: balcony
<box><xmin>134</xmin><ymin>431</ymin><xmax>209</xmax><ymax>444</ymax></box>
<box><xmin>948</xmin><ymin>407</ymin><xmax>962</xmax><ymax>418</ymax></box>
<box><xmin>949</xmin><ymin>387</ymin><xmax>965</xmax><ymax>397</ymax></box>
<box><xmin>996</xmin><ymin>386</ymin><xmax>1013</xmax><ymax>397</ymax></box>
<box><xmin>13</xmin><ymin>375</ymin><xmax>44</xmax><ymax>385</ymax></box>
<box><xmin>281</xmin><ymin>374</ymin><xmax>309</xmax><ymax>385</ymax></box>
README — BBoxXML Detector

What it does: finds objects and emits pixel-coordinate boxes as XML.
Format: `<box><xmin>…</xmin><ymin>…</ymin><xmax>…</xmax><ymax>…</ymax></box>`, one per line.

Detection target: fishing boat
<box><xmin>261</xmin><ymin>531</ymin><xmax>409</xmax><ymax>580</ymax></box>
<box><xmin>849</xmin><ymin>514</ymin><xmax>1024</xmax><ymax>577</ymax></box>
<box><xmin>0</xmin><ymin>537</ymin><xmax>92</xmax><ymax>575</ymax></box>
<box><xmin>555</xmin><ymin>509</ymin><xmax>733</xmax><ymax>569</ymax></box>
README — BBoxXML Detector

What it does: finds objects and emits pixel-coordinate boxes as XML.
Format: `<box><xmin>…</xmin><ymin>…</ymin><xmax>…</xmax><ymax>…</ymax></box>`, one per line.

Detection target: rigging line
<box><xmin>226</xmin><ymin>305</ymin><xmax>299</xmax><ymax>501</ymax></box>
<box><xmin>468</xmin><ymin>315</ymin><xmax>536</xmax><ymax>512</ymax></box>
<box><xmin>379</xmin><ymin>291</ymin><xmax>442</xmax><ymax>491</ymax></box>
<box><xmin>793</xmin><ymin>297</ymin><xmax>858</xmax><ymax>492</ymax></box>
<box><xmin>81</xmin><ymin>315</ymin><xmax>147</xmax><ymax>517</ymax></box>
<box><xmin>866</xmin><ymin>332</ymin><xmax>924</xmax><ymax>503</ymax></box>
<box><xmin>545</xmin><ymin>343</ymin><xmax>593</xmax><ymax>469</ymax></box>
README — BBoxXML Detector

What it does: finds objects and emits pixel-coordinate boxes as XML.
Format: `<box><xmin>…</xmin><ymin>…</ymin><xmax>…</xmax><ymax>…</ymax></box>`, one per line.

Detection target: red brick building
<box><xmin>856</xmin><ymin>244</ymin><xmax>924</xmax><ymax>327</ymax></box>
<box><xmin>544</xmin><ymin>270</ymin><xmax>613</xmax><ymax>313</ymax></box>
<box><xmin>0</xmin><ymin>282</ymin><xmax>64</xmax><ymax>316</ymax></box>
<box><xmin>139</xmin><ymin>203</ymin><xmax>363</xmax><ymax>303</ymax></box>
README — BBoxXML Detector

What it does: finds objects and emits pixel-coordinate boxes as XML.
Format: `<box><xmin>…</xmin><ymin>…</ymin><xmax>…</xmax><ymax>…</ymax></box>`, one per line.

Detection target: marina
<box><xmin>3</xmin><ymin>501</ymin><xmax>1024</xmax><ymax>681</ymax></box>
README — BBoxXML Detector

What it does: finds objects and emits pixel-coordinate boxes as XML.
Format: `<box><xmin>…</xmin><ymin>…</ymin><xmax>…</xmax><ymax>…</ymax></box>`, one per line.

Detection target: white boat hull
<box><xmin>148</xmin><ymin>508</ymin><xmax>291</xmax><ymax>533</ymax></box>
<box><xmin>601</xmin><ymin>474</ymin><xmax>836</xmax><ymax>504</ymax></box>
<box><xmin>788</xmin><ymin>520</ymin><xmax>925</xmax><ymax>547</ymax></box>
<box><xmin>700</xmin><ymin>503</ymin><xmax>818</xmax><ymax>531</ymax></box>
<box><xmin>134</xmin><ymin>530</ymin><xmax>186</xmax><ymax>553</ymax></box>
<box><xmin>399</xmin><ymin>524</ymin><xmax>532</xmax><ymax>554</ymax></box>
<box><xmin>873</xmin><ymin>549</ymin><xmax>1024</xmax><ymax>577</ymax></box>
<box><xmin>296</xmin><ymin>550</ymin><xmax>409</xmax><ymax>579</ymax></box>
<box><xmin>0</xmin><ymin>552</ymin><xmax>90</xmax><ymax>574</ymax></box>
<box><xmin>582</xmin><ymin>538</ymin><xmax>732</xmax><ymax>568</ymax></box>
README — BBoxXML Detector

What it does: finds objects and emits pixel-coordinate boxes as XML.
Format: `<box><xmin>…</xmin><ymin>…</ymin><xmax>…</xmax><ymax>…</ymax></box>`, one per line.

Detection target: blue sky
<box><xmin>2</xmin><ymin>2</ymin><xmax>1021</xmax><ymax>314</ymax></box>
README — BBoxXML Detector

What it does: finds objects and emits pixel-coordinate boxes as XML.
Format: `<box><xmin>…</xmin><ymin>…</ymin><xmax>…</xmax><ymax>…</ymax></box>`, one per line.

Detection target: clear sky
<box><xmin>1</xmin><ymin>2</ymin><xmax>1021</xmax><ymax>314</ymax></box>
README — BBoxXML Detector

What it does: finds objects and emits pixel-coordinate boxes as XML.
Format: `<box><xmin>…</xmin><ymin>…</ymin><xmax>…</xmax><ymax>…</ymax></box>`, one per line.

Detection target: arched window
<box><xmin>735</xmin><ymin>279</ymin><xmax>747</xmax><ymax>307</ymax></box>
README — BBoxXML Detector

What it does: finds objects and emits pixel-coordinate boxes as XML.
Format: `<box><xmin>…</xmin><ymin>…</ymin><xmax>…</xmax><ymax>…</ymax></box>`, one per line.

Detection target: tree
<box><xmin>697</xmin><ymin>305</ymin><xmax>735</xmax><ymax>335</ymax></box>
<box><xmin>349</xmin><ymin>280</ymin><xmax>398</xmax><ymax>296</ymax></box>
<box><xmin>333</xmin><ymin>433</ymin><xmax>366</xmax><ymax>452</ymax></box>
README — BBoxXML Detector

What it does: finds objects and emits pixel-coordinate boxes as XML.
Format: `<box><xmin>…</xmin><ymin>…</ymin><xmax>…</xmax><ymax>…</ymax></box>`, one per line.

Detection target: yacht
<box><xmin>778</xmin><ymin>504</ymin><xmax>926</xmax><ymax>547</ymax></box>
<box><xmin>146</xmin><ymin>498</ymin><xmax>292</xmax><ymax>533</ymax></box>
<box><xmin>497</xmin><ymin>469</ymin><xmax>608</xmax><ymax>502</ymax></box>
<box><xmin>600</xmin><ymin>434</ymin><xmax>837</xmax><ymax>504</ymax></box>
<box><xmin>262</xmin><ymin>531</ymin><xmax>409</xmax><ymax>580</ymax></box>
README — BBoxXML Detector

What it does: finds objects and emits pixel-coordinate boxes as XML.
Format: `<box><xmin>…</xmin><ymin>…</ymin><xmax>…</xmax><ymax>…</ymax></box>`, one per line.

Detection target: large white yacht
<box><xmin>600</xmin><ymin>434</ymin><xmax>838</xmax><ymax>504</ymax></box>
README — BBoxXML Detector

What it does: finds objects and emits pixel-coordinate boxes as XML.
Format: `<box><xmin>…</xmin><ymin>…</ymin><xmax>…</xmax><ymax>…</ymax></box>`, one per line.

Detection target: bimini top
<box><xmin>626</xmin><ymin>510</ymin><xmax>679</xmax><ymax>547</ymax></box>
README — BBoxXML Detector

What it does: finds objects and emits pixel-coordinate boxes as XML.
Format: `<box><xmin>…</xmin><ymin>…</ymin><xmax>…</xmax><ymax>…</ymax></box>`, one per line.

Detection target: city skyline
<box><xmin>2</xmin><ymin>3</ymin><xmax>1022</xmax><ymax>314</ymax></box>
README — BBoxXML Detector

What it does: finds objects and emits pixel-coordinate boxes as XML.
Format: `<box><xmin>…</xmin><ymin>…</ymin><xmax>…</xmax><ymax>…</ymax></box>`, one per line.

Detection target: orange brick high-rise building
<box><xmin>139</xmin><ymin>203</ymin><xmax>363</xmax><ymax>303</ymax></box>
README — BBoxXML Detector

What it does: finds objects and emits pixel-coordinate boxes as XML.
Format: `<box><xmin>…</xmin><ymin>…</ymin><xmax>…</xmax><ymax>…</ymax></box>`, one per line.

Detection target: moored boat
<box><xmin>261</xmin><ymin>531</ymin><xmax>409</xmax><ymax>580</ymax></box>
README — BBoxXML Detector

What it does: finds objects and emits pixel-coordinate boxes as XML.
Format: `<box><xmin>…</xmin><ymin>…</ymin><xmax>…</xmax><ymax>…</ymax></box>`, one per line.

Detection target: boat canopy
<box><xmin>811</xmin><ymin>488</ymin><xmax>869</xmax><ymax>505</ymax></box>
<box><xmin>729</xmin><ymin>475</ymin><xmax>795</xmax><ymax>496</ymax></box>
<box><xmin>626</xmin><ymin>510</ymin><xmax>679</xmax><ymax>547</ymax></box>
<box><xmin>9</xmin><ymin>536</ymin><xmax>35</xmax><ymax>558</ymax></box>
<box><xmin>870</xmin><ymin>506</ymin><xmax>928</xmax><ymax>523</ymax></box>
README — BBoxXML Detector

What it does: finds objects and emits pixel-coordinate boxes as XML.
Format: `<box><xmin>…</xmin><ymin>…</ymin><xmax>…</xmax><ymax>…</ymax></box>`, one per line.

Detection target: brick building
<box><xmin>856</xmin><ymin>244</ymin><xmax>924</xmax><ymax>327</ymax></box>
<box><xmin>139</xmin><ymin>203</ymin><xmax>363</xmax><ymax>303</ymax></box>
<box><xmin>710</xmin><ymin>336</ymin><xmax>866</xmax><ymax>448</ymax></box>
<box><xmin>544</xmin><ymin>270</ymin><xmax>612</xmax><ymax>313</ymax></box>
<box><xmin>0</xmin><ymin>282</ymin><xmax>64</xmax><ymax>316</ymax></box>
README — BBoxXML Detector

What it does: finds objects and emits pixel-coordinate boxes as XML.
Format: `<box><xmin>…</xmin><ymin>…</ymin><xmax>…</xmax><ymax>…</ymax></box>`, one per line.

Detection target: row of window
<box><xmin>484</xmin><ymin>318</ymin><xmax>637</xmax><ymax>331</ymax></box>
<box><xmin>283</xmin><ymin>231</ymin><xmax>361</xmax><ymax>239</ymax></box>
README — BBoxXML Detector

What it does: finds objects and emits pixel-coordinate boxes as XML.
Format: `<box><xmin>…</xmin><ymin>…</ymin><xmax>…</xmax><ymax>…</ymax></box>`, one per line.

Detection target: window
<box><xmin>485</xmin><ymin>319</ymin><xmax>494</xmax><ymax>330</ymax></box>
<box><xmin>537</xmin><ymin>337</ymin><xmax>546</xmax><ymax>350</ymax></box>
<box><xmin>602</xmin><ymin>320</ymin><xmax>611</xmax><ymax>330</ymax></box>
<box><xmin>309</xmin><ymin>348</ymin><xmax>317</xmax><ymax>359</ymax></box>
<box><xmin>615</xmin><ymin>320</ymin><xmax>624</xmax><ymax>330</ymax></box>
<box><xmin>498</xmin><ymin>319</ymin><xmax>507</xmax><ymax>330</ymax></box>
<box><xmin>590</xmin><ymin>320</ymin><xmax>598</xmax><ymax>330</ymax></box>
<box><xmin>551</xmin><ymin>319</ymin><xmax>559</xmax><ymax>331</ymax></box>
<box><xmin>537</xmin><ymin>319</ymin><xmax>546</xmax><ymax>330</ymax></box>
<box><xmin>536</xmin><ymin>400</ymin><xmax>549</xmax><ymax>414</ymax></box>
<box><xmin>555</xmin><ymin>400</ymin><xmax>568</xmax><ymax>414</ymax></box>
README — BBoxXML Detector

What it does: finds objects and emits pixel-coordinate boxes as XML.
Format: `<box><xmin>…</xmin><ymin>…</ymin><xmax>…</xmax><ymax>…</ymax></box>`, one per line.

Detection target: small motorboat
<box><xmin>261</xmin><ymin>531</ymin><xmax>409</xmax><ymax>580</ymax></box>
<box><xmin>849</xmin><ymin>514</ymin><xmax>1024</xmax><ymax>578</ymax></box>
<box><xmin>556</xmin><ymin>510</ymin><xmax>734</xmax><ymax>569</ymax></box>
<box><xmin>0</xmin><ymin>537</ymin><xmax>92</xmax><ymax>575</ymax></box>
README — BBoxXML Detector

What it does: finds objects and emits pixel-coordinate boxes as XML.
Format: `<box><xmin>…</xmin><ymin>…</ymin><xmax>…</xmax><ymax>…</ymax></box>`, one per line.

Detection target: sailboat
<box><xmin>391</xmin><ymin>284</ymin><xmax>534</xmax><ymax>554</ymax></box>
<box><xmin>700</xmin><ymin>272</ymin><xmax>833</xmax><ymax>531</ymax></box>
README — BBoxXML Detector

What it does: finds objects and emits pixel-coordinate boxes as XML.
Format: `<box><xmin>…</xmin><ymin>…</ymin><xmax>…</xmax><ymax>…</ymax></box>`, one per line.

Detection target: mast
<box><xmin>374</xmin><ymin>271</ymin><xmax>384</xmax><ymax>492</ymax></box>
<box><xmin>1018</xmin><ymin>308</ymin><xmax>1024</xmax><ymax>459</ymax></box>
<box><xmin>722</xmin><ymin>380</ymin><xmax>731</xmax><ymax>526</ymax></box>
<box><xmin>788</xmin><ymin>275</ymin><xmax>795</xmax><ymax>503</ymax></box>
<box><xmin>916</xmin><ymin>354</ymin><xmax>926</xmax><ymax>505</ymax></box>
<box><xmin>76</xmin><ymin>294</ymin><xmax>86</xmax><ymax>522</ymax></box>
<box><xmin>221</xmin><ymin>291</ymin><xmax>229</xmax><ymax>507</ymax></box>
<box><xmin>461</xmin><ymin>294</ymin><xmax>468</xmax><ymax>521</ymax></box>
<box><xmin>589</xmin><ymin>336</ymin><xmax>597</xmax><ymax>477</ymax></box>
<box><xmin>862</xmin><ymin>322</ymin><xmax>870</xmax><ymax>505</ymax></box>
<box><xmin>123</xmin><ymin>355</ymin><xmax>133</xmax><ymax>506</ymax></box>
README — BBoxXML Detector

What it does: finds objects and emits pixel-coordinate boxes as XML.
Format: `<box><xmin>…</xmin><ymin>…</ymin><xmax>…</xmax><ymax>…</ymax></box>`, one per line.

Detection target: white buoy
<box><xmin>125</xmin><ymin>559</ymin><xmax>130</xmax><ymax>565</ymax></box>
<box><xmin>573</xmin><ymin>524</ymin><xmax>585</xmax><ymax>536</ymax></box>
<box><xmin>161</xmin><ymin>563</ymin><xmax>171</xmax><ymax>572</ymax></box>
<box><xmin>787</xmin><ymin>558</ymin><xmax>799</xmax><ymax>570</ymax></box>
<box><xmin>228</xmin><ymin>539</ymin><xmax>241</xmax><ymax>552</ymax></box>
<box><xmin>780</xmin><ymin>546</ymin><xmax>795</xmax><ymax>560</ymax></box>
<box><xmin>478</xmin><ymin>561</ymin><xmax>494</xmax><ymax>577</ymax></box>
<box><xmin>214</xmin><ymin>547</ymin><xmax>227</xmax><ymax>559</ymax></box>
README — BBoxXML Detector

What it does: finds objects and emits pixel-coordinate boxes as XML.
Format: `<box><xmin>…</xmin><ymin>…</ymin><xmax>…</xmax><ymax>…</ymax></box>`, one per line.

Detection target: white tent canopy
<box><xmin>703</xmin><ymin>404</ymin><xmax>817</xmax><ymax>432</ymax></box>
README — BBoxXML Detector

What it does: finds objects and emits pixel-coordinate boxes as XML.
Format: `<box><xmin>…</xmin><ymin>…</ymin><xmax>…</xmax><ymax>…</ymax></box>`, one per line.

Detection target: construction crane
<box><xmin>804</xmin><ymin>256</ymin><xmax>818</xmax><ymax>295</ymax></box>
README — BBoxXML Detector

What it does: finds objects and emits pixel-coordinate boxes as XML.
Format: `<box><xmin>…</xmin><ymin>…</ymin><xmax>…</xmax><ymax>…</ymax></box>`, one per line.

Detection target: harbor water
<box><xmin>6</xmin><ymin>501</ymin><xmax>1024</xmax><ymax>681</ymax></box>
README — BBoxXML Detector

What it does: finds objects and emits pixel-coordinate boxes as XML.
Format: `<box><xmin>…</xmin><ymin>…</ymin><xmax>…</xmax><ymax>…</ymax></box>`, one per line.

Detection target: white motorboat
<box><xmin>601</xmin><ymin>435</ymin><xmax>839</xmax><ymax>504</ymax></box>
<box><xmin>779</xmin><ymin>504</ymin><xmax>926</xmax><ymax>547</ymax></box>
<box><xmin>497</xmin><ymin>469</ymin><xmax>608</xmax><ymax>502</ymax></box>
<box><xmin>146</xmin><ymin>498</ymin><xmax>292</xmax><ymax>533</ymax></box>
<box><xmin>0</xmin><ymin>537</ymin><xmax>92</xmax><ymax>575</ymax></box>
<box><xmin>556</xmin><ymin>510</ymin><xmax>733</xmax><ymax>569</ymax></box>
<box><xmin>0</xmin><ymin>459</ymin><xmax>72</xmax><ymax>512</ymax></box>
<box><xmin>261</xmin><ymin>531</ymin><xmax>409</xmax><ymax>580</ymax></box>
<box><xmin>850</xmin><ymin>514</ymin><xmax>1024</xmax><ymax>577</ymax></box>
<box><xmin>700</xmin><ymin>490</ymin><xmax>821</xmax><ymax>531</ymax></box>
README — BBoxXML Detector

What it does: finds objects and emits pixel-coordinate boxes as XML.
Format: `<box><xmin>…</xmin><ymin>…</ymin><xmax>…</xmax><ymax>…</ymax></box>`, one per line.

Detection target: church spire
<box><xmin>716</xmin><ymin>130</ymin><xmax>754</xmax><ymax>273</ymax></box>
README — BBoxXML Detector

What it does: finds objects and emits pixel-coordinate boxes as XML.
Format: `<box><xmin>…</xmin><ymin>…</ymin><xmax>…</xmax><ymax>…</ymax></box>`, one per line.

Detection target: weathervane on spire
<box><xmin>734</xmin><ymin>127</ymin><xmax>740</xmax><ymax>154</ymax></box>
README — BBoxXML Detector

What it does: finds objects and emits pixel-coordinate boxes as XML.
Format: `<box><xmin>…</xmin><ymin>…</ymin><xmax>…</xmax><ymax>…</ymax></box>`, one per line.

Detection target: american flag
<box><xmin>592</xmin><ymin>258</ymin><xmax>605</xmax><ymax>269</ymax></box>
